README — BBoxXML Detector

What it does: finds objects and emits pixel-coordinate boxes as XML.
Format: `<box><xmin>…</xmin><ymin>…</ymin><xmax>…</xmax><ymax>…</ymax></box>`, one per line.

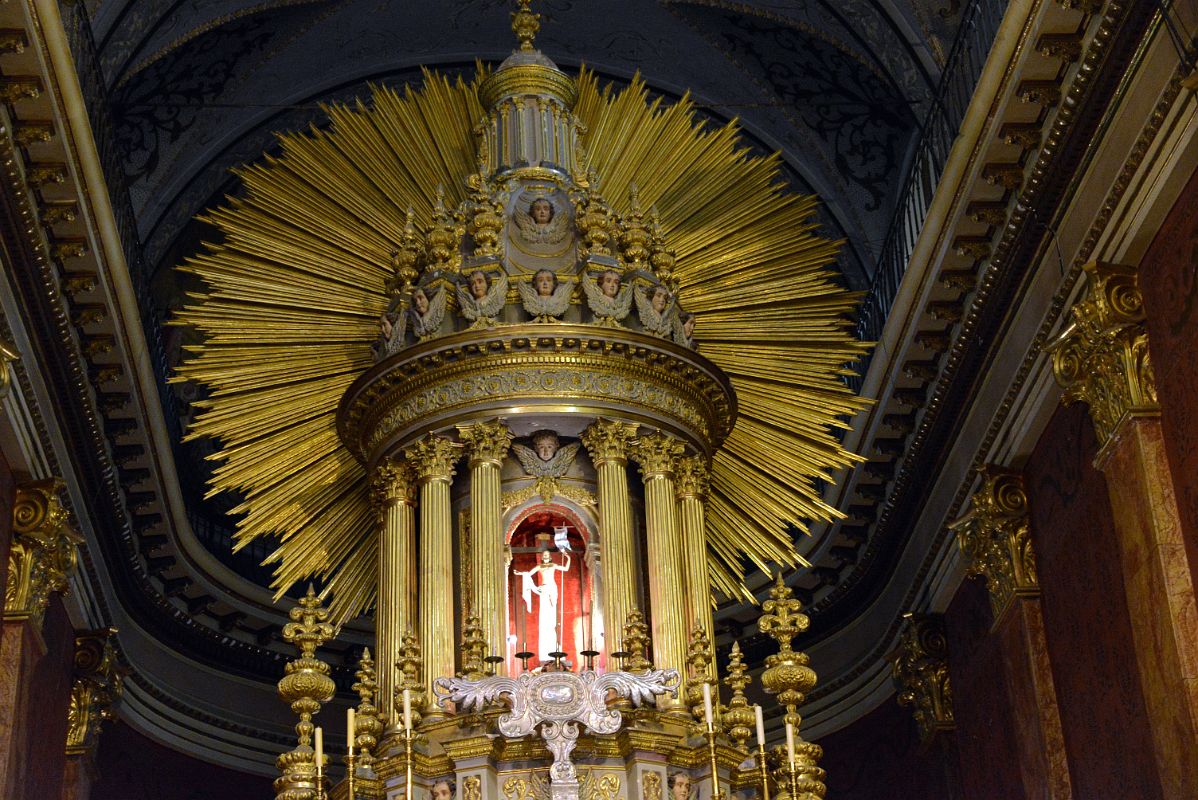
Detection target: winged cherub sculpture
<box><xmin>634</xmin><ymin>283</ymin><xmax>676</xmax><ymax>337</ymax></box>
<box><xmin>514</xmin><ymin>197</ymin><xmax>571</xmax><ymax>246</ymax></box>
<box><xmin>456</xmin><ymin>269</ymin><xmax>508</xmax><ymax>328</ymax></box>
<box><xmin>517</xmin><ymin>269</ymin><xmax>573</xmax><ymax>322</ymax></box>
<box><xmin>512</xmin><ymin>430</ymin><xmax>581</xmax><ymax>478</ymax></box>
<box><xmin>410</xmin><ymin>285</ymin><xmax>447</xmax><ymax>340</ymax></box>
<box><xmin>581</xmin><ymin>269</ymin><xmax>633</xmax><ymax>326</ymax></box>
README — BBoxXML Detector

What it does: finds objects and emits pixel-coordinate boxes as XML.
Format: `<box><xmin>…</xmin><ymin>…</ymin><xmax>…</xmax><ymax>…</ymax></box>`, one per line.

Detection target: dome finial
<box><xmin>511</xmin><ymin>0</ymin><xmax>540</xmax><ymax>51</ymax></box>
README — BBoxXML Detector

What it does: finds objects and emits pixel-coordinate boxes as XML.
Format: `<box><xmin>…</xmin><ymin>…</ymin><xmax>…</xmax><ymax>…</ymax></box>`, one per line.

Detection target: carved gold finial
<box><xmin>758</xmin><ymin>574</ymin><xmax>815</xmax><ymax>729</ymax></box>
<box><xmin>5</xmin><ymin>478</ymin><xmax>80</xmax><ymax>628</ymax></box>
<box><xmin>619</xmin><ymin>184</ymin><xmax>651</xmax><ymax>270</ymax></box>
<box><xmin>275</xmin><ymin>586</ymin><xmax>337</xmax><ymax>800</ymax></box>
<box><xmin>424</xmin><ymin>187</ymin><xmax>462</xmax><ymax>275</ymax></box>
<box><xmin>722</xmin><ymin>641</ymin><xmax>755</xmax><ymax>749</ymax></box>
<box><xmin>65</xmin><ymin>628</ymin><xmax>123</xmax><ymax>757</ymax></box>
<box><xmin>396</xmin><ymin>627</ymin><xmax>424</xmax><ymax>728</ymax></box>
<box><xmin>352</xmin><ymin>648</ymin><xmax>384</xmax><ymax>767</ymax></box>
<box><xmin>1046</xmin><ymin>261</ymin><xmax>1157</xmax><ymax>447</ymax></box>
<box><xmin>466</xmin><ymin>170</ymin><xmax>504</xmax><ymax>259</ymax></box>
<box><xmin>575</xmin><ymin>176</ymin><xmax>613</xmax><ymax>257</ymax></box>
<box><xmin>511</xmin><ymin>0</ymin><xmax>541</xmax><ymax>51</ymax></box>
<box><xmin>949</xmin><ymin>467</ymin><xmax>1037</xmax><ymax>621</ymax></box>
<box><xmin>647</xmin><ymin>208</ymin><xmax>677</xmax><ymax>292</ymax></box>
<box><xmin>388</xmin><ymin>208</ymin><xmax>423</xmax><ymax>293</ymax></box>
<box><xmin>459</xmin><ymin>610</ymin><xmax>488</xmax><ymax>680</ymax></box>
<box><xmin>685</xmin><ymin>624</ymin><xmax>717</xmax><ymax>727</ymax></box>
<box><xmin>889</xmin><ymin>613</ymin><xmax>954</xmax><ymax>745</ymax></box>
<box><xmin>622</xmin><ymin>608</ymin><xmax>652</xmax><ymax>673</ymax></box>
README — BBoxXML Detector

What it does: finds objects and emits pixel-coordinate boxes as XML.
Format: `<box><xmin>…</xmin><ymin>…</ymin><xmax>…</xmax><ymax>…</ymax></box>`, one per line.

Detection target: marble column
<box><xmin>371</xmin><ymin>459</ymin><xmax>417</xmax><ymax>728</ymax></box>
<box><xmin>1049</xmin><ymin>260</ymin><xmax>1198</xmax><ymax>796</ymax></box>
<box><xmin>675</xmin><ymin>456</ymin><xmax>713</xmax><ymax>649</ymax></box>
<box><xmin>951</xmin><ymin>468</ymin><xmax>1072</xmax><ymax>799</ymax></box>
<box><xmin>457</xmin><ymin>420</ymin><xmax>513</xmax><ymax>668</ymax></box>
<box><xmin>630</xmin><ymin>430</ymin><xmax>687</xmax><ymax>711</ymax></box>
<box><xmin>405</xmin><ymin>435</ymin><xmax>461</xmax><ymax>718</ymax></box>
<box><xmin>580</xmin><ymin>419</ymin><xmax>638</xmax><ymax>654</ymax></box>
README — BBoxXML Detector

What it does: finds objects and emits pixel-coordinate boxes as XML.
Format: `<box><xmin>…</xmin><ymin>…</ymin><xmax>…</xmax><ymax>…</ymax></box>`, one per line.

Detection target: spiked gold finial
<box><xmin>512</xmin><ymin>0</ymin><xmax>540</xmax><ymax>51</ymax></box>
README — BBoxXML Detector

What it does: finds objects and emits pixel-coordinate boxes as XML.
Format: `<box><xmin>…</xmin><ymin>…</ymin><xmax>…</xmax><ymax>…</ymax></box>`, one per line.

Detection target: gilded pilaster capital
<box><xmin>1047</xmin><ymin>261</ymin><xmax>1158</xmax><ymax>446</ymax></box>
<box><xmin>0</xmin><ymin>338</ymin><xmax>17</xmax><ymax>402</ymax></box>
<box><xmin>65</xmin><ymin>627</ymin><xmax>123</xmax><ymax>756</ymax></box>
<box><xmin>404</xmin><ymin>434</ymin><xmax>461</xmax><ymax>483</ymax></box>
<box><xmin>371</xmin><ymin>459</ymin><xmax>417</xmax><ymax>510</ymax></box>
<box><xmin>674</xmin><ymin>456</ymin><xmax>710</xmax><ymax>499</ymax></box>
<box><xmin>950</xmin><ymin>467</ymin><xmax>1037</xmax><ymax>620</ymax></box>
<box><xmin>890</xmin><ymin>613</ymin><xmax>954</xmax><ymax>744</ymax></box>
<box><xmin>630</xmin><ymin>430</ymin><xmax>684</xmax><ymax>480</ymax></box>
<box><xmin>457</xmin><ymin>419</ymin><xmax>513</xmax><ymax>467</ymax></box>
<box><xmin>5</xmin><ymin>478</ymin><xmax>80</xmax><ymax>626</ymax></box>
<box><xmin>580</xmin><ymin>418</ymin><xmax>638</xmax><ymax>465</ymax></box>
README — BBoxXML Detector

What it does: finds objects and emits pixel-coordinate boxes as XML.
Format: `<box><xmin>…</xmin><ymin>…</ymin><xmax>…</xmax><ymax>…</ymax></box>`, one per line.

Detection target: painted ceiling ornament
<box><xmin>174</xmin><ymin>0</ymin><xmax>869</xmax><ymax>622</ymax></box>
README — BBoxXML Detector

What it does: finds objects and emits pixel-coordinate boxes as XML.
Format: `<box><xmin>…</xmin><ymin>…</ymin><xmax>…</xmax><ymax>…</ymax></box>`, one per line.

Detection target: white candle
<box><xmin>347</xmin><ymin>708</ymin><xmax>355</xmax><ymax>756</ymax></box>
<box><xmin>754</xmin><ymin>705</ymin><xmax>766</xmax><ymax>746</ymax></box>
<box><xmin>701</xmin><ymin>682</ymin><xmax>714</xmax><ymax>726</ymax></box>
<box><xmin>784</xmin><ymin>721</ymin><xmax>795</xmax><ymax>768</ymax></box>
<box><xmin>314</xmin><ymin>726</ymin><xmax>323</xmax><ymax>769</ymax></box>
<box><xmin>402</xmin><ymin>688</ymin><xmax>412</xmax><ymax>733</ymax></box>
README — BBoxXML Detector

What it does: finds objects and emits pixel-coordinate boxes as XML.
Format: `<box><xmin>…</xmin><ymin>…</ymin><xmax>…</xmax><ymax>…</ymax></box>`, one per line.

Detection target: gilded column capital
<box><xmin>630</xmin><ymin>430</ymin><xmax>685</xmax><ymax>480</ymax></box>
<box><xmin>0</xmin><ymin>338</ymin><xmax>17</xmax><ymax>402</ymax></box>
<box><xmin>950</xmin><ymin>467</ymin><xmax>1037</xmax><ymax>620</ymax></box>
<box><xmin>1047</xmin><ymin>261</ymin><xmax>1158</xmax><ymax>446</ymax></box>
<box><xmin>65</xmin><ymin>627</ymin><xmax>124</xmax><ymax>756</ymax></box>
<box><xmin>5</xmin><ymin>478</ymin><xmax>81</xmax><ymax>626</ymax></box>
<box><xmin>404</xmin><ymin>434</ymin><xmax>461</xmax><ymax>483</ymax></box>
<box><xmin>371</xmin><ymin>459</ymin><xmax>417</xmax><ymax>509</ymax></box>
<box><xmin>674</xmin><ymin>455</ymin><xmax>709</xmax><ymax>499</ymax></box>
<box><xmin>457</xmin><ymin>419</ymin><xmax>513</xmax><ymax>466</ymax></box>
<box><xmin>890</xmin><ymin>613</ymin><xmax>954</xmax><ymax>744</ymax></box>
<box><xmin>580</xmin><ymin>418</ymin><xmax>639</xmax><ymax>465</ymax></box>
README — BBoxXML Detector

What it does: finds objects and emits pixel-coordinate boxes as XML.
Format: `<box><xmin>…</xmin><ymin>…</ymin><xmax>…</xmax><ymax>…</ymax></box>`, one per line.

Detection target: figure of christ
<box><xmin>514</xmin><ymin>549</ymin><xmax>572</xmax><ymax>661</ymax></box>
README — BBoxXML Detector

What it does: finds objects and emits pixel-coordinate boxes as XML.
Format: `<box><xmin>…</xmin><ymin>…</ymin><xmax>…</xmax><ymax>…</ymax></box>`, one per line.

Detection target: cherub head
<box><xmin>599</xmin><ymin>270</ymin><xmax>621</xmax><ymax>298</ymax></box>
<box><xmin>468</xmin><ymin>270</ymin><xmax>489</xmax><ymax>300</ymax></box>
<box><xmin>533</xmin><ymin>269</ymin><xmax>557</xmax><ymax>297</ymax></box>
<box><xmin>667</xmin><ymin>773</ymin><xmax>690</xmax><ymax>800</ymax></box>
<box><xmin>431</xmin><ymin>780</ymin><xmax>456</xmax><ymax>800</ymax></box>
<box><xmin>412</xmin><ymin>287</ymin><xmax>430</xmax><ymax>315</ymax></box>
<box><xmin>531</xmin><ymin>430</ymin><xmax>560</xmax><ymax>461</ymax></box>
<box><xmin>530</xmin><ymin>198</ymin><xmax>554</xmax><ymax>225</ymax></box>
<box><xmin>651</xmin><ymin>285</ymin><xmax>671</xmax><ymax>314</ymax></box>
<box><xmin>681</xmin><ymin>312</ymin><xmax>695</xmax><ymax>338</ymax></box>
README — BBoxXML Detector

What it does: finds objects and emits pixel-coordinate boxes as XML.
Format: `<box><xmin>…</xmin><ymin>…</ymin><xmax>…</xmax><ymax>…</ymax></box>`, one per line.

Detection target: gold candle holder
<box><xmin>404</xmin><ymin>725</ymin><xmax>415</xmax><ymax>800</ymax></box>
<box><xmin>757</xmin><ymin>741</ymin><xmax>771</xmax><ymax>800</ymax></box>
<box><xmin>706</xmin><ymin>722</ymin><xmax>721</xmax><ymax>800</ymax></box>
<box><xmin>345</xmin><ymin>751</ymin><xmax>357</xmax><ymax>800</ymax></box>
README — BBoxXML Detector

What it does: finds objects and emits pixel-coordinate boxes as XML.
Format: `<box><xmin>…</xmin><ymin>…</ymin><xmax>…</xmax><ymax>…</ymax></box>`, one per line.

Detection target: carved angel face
<box><xmin>530</xmin><ymin>198</ymin><xmax>554</xmax><ymax>224</ymax></box>
<box><xmin>531</xmin><ymin>430</ymin><xmax>560</xmax><ymax>460</ymax></box>
<box><xmin>534</xmin><ymin>270</ymin><xmax>556</xmax><ymax>297</ymax></box>
<box><xmin>432</xmin><ymin>781</ymin><xmax>455</xmax><ymax>800</ymax></box>
<box><xmin>412</xmin><ymin>288</ymin><xmax>429</xmax><ymax>314</ymax></box>
<box><xmin>600</xmin><ymin>270</ymin><xmax>620</xmax><ymax>298</ymax></box>
<box><xmin>468</xmin><ymin>271</ymin><xmax>489</xmax><ymax>300</ymax></box>
<box><xmin>682</xmin><ymin>313</ymin><xmax>695</xmax><ymax>337</ymax></box>
<box><xmin>668</xmin><ymin>774</ymin><xmax>689</xmax><ymax>800</ymax></box>
<box><xmin>651</xmin><ymin>285</ymin><xmax>670</xmax><ymax>313</ymax></box>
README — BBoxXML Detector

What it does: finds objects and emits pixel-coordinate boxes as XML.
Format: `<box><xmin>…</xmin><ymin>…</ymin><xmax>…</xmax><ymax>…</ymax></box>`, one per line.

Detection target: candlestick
<box><xmin>702</xmin><ymin>682</ymin><xmax>714</xmax><ymax>726</ymax></box>
<box><xmin>347</xmin><ymin>708</ymin><xmax>355</xmax><ymax>756</ymax></box>
<box><xmin>754</xmin><ymin>705</ymin><xmax>770</xmax><ymax>800</ymax></box>
<box><xmin>403</xmin><ymin>723</ymin><xmax>414</xmax><ymax>800</ymax></box>
<box><xmin>402</xmin><ymin>688</ymin><xmax>412</xmax><ymax>733</ymax></box>
<box><xmin>785</xmin><ymin>721</ymin><xmax>795</xmax><ymax>767</ymax></box>
<box><xmin>705</xmin><ymin>706</ymin><xmax>721</xmax><ymax>800</ymax></box>
<box><xmin>755</xmin><ymin>705</ymin><xmax>766</xmax><ymax>746</ymax></box>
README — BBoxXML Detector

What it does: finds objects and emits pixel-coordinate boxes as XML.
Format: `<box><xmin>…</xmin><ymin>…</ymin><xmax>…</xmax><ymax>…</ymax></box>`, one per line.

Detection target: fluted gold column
<box><xmin>631</xmin><ymin>431</ymin><xmax>687</xmax><ymax>711</ymax></box>
<box><xmin>675</xmin><ymin>456</ymin><xmax>713</xmax><ymax>647</ymax></box>
<box><xmin>404</xmin><ymin>434</ymin><xmax>460</xmax><ymax>717</ymax></box>
<box><xmin>457</xmin><ymin>420</ymin><xmax>513</xmax><ymax>667</ymax></box>
<box><xmin>580</xmin><ymin>419</ymin><xmax>639</xmax><ymax>653</ymax></box>
<box><xmin>371</xmin><ymin>459</ymin><xmax>417</xmax><ymax>728</ymax></box>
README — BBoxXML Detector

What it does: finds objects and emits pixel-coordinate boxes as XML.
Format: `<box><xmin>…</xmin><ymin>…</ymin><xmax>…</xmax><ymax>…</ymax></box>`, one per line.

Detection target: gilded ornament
<box><xmin>642</xmin><ymin>772</ymin><xmax>663</xmax><ymax>800</ymax></box>
<box><xmin>684</xmin><ymin>625</ymin><xmax>716</xmax><ymax>727</ymax></box>
<box><xmin>889</xmin><ymin>613</ymin><xmax>954</xmax><ymax>744</ymax></box>
<box><xmin>388</xmin><ymin>207</ymin><xmax>423</xmax><ymax>292</ymax></box>
<box><xmin>275</xmin><ymin>587</ymin><xmax>337</xmax><ymax>800</ymax></box>
<box><xmin>427</xmin><ymin>188</ymin><xmax>464</xmax><ymax>275</ymax></box>
<box><xmin>674</xmin><ymin>457</ymin><xmax>709</xmax><ymax>499</ymax></box>
<box><xmin>5</xmin><ymin>478</ymin><xmax>80</xmax><ymax>626</ymax></box>
<box><xmin>405</xmin><ymin>435</ymin><xmax>461</xmax><ymax>483</ymax></box>
<box><xmin>0</xmin><ymin>338</ymin><xmax>18</xmax><ymax>403</ymax></box>
<box><xmin>464</xmin><ymin>776</ymin><xmax>483</xmax><ymax>800</ymax></box>
<box><xmin>459</xmin><ymin>611</ymin><xmax>488</xmax><ymax>680</ymax></box>
<box><xmin>758</xmin><ymin>576</ymin><xmax>816</xmax><ymax>729</ymax></box>
<box><xmin>459</xmin><ymin>419</ymin><xmax>514</xmax><ymax>467</ymax></box>
<box><xmin>618</xmin><ymin>185</ymin><xmax>651</xmax><ymax>270</ymax></box>
<box><xmin>630</xmin><ymin>431</ymin><xmax>684</xmax><ymax>480</ymax></box>
<box><xmin>396</xmin><ymin>628</ymin><xmax>425</xmax><ymax>728</ymax></box>
<box><xmin>371</xmin><ymin>459</ymin><xmax>417</xmax><ymax>514</ymax></box>
<box><xmin>949</xmin><ymin>467</ymin><xmax>1037</xmax><ymax>620</ymax></box>
<box><xmin>721</xmin><ymin>642</ymin><xmax>754</xmax><ymax>749</ymax></box>
<box><xmin>1046</xmin><ymin>260</ymin><xmax>1158</xmax><ymax>447</ymax></box>
<box><xmin>580</xmin><ymin>419</ymin><xmax>638</xmax><ymax>465</ymax></box>
<box><xmin>511</xmin><ymin>0</ymin><xmax>540</xmax><ymax>52</ymax></box>
<box><xmin>65</xmin><ymin>628</ymin><xmax>123</xmax><ymax>757</ymax></box>
<box><xmin>620</xmin><ymin>609</ymin><xmax>652</xmax><ymax>673</ymax></box>
<box><xmin>575</xmin><ymin>177</ymin><xmax>614</xmax><ymax>257</ymax></box>
<box><xmin>646</xmin><ymin>209</ymin><xmax>677</xmax><ymax>292</ymax></box>
<box><xmin>353</xmin><ymin>648</ymin><xmax>384</xmax><ymax>766</ymax></box>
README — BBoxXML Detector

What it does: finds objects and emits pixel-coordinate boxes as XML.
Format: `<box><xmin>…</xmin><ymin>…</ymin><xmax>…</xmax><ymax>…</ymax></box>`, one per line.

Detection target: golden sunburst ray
<box><xmin>175</xmin><ymin>67</ymin><xmax>869</xmax><ymax>622</ymax></box>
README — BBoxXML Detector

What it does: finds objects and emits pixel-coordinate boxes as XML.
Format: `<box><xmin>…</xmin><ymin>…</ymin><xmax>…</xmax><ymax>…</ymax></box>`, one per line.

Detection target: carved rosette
<box><xmin>5</xmin><ymin>478</ymin><xmax>80</xmax><ymax>627</ymax></box>
<box><xmin>950</xmin><ymin>468</ymin><xmax>1038</xmax><ymax>620</ymax></box>
<box><xmin>1047</xmin><ymin>261</ymin><xmax>1158</xmax><ymax>446</ymax></box>
<box><xmin>65</xmin><ymin>627</ymin><xmax>123</xmax><ymax>757</ymax></box>
<box><xmin>890</xmin><ymin>614</ymin><xmax>954</xmax><ymax>744</ymax></box>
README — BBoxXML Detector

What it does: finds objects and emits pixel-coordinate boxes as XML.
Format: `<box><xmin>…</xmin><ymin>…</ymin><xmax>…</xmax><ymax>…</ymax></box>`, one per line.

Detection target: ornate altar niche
<box><xmin>174</xmin><ymin>2</ymin><xmax>871</xmax><ymax>800</ymax></box>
